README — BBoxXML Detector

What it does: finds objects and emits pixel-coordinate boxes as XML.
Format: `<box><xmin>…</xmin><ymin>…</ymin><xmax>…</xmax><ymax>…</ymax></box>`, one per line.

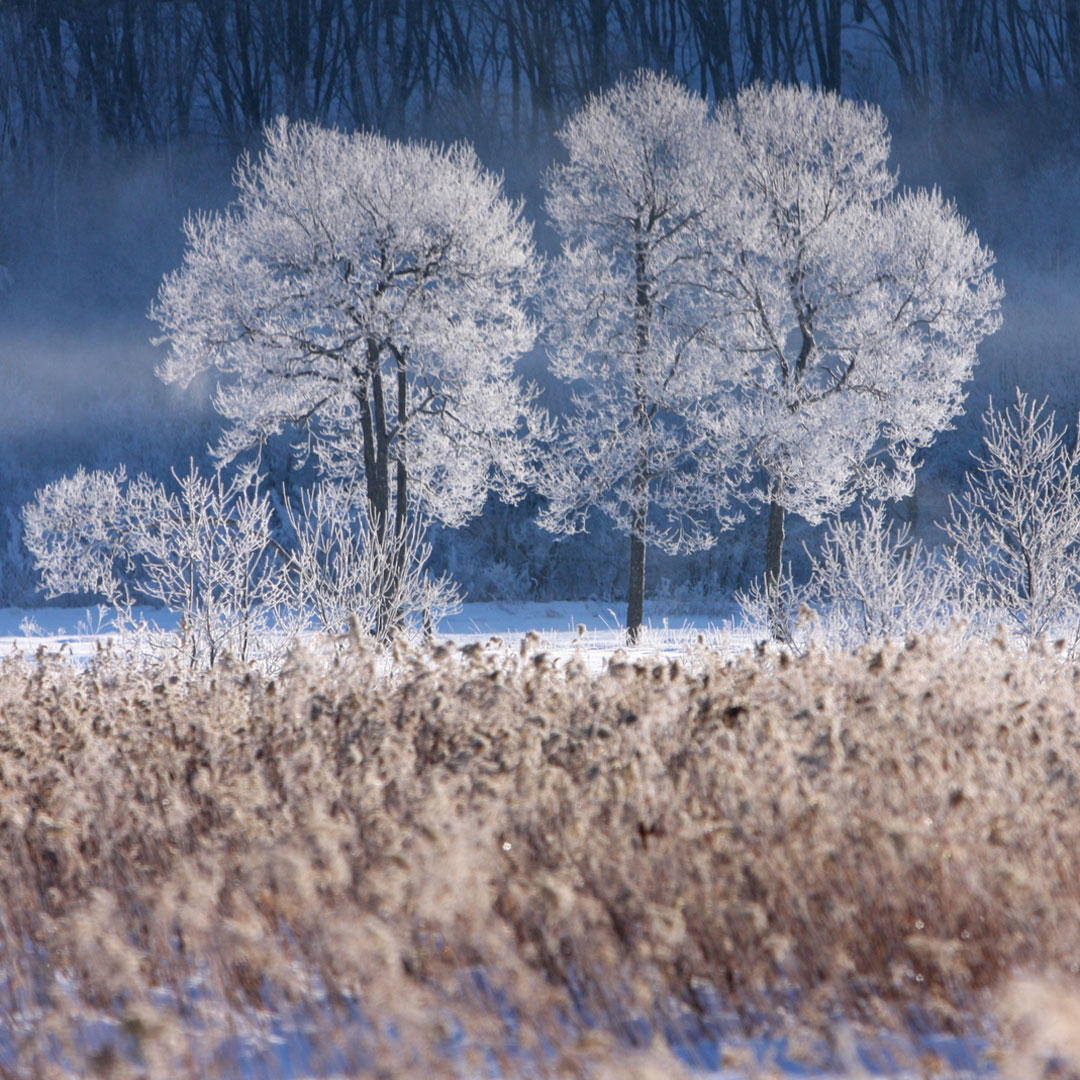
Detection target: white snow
<box><xmin>0</xmin><ymin>600</ymin><xmax>751</xmax><ymax>669</ymax></box>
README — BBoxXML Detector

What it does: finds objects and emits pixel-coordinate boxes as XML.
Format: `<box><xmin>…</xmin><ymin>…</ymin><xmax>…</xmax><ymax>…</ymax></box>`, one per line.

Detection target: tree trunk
<box><xmin>807</xmin><ymin>0</ymin><xmax>843</xmax><ymax>92</ymax></box>
<box><xmin>394</xmin><ymin>352</ymin><xmax>407</xmax><ymax>545</ymax></box>
<box><xmin>369</xmin><ymin>345</ymin><xmax>391</xmax><ymax>541</ymax></box>
<box><xmin>627</xmin><ymin>497</ymin><xmax>646</xmax><ymax>644</ymax></box>
<box><xmin>386</xmin><ymin>349</ymin><xmax>410</xmax><ymax>640</ymax></box>
<box><xmin>627</xmin><ymin>231</ymin><xmax>651</xmax><ymax>646</ymax></box>
<box><xmin>765</xmin><ymin>492</ymin><xmax>789</xmax><ymax>642</ymax></box>
<box><xmin>363</xmin><ymin>338</ymin><xmax>396</xmax><ymax>643</ymax></box>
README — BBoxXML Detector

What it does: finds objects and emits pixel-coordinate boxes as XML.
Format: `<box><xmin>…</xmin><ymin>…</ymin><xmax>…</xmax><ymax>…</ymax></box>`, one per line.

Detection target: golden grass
<box><xmin>3</xmin><ymin>631</ymin><xmax>1080</xmax><ymax>1076</ymax></box>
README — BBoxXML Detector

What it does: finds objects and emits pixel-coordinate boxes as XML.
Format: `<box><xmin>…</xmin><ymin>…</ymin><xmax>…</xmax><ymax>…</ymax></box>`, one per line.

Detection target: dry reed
<box><xmin>2</xmin><ymin>631</ymin><xmax>1080</xmax><ymax>1076</ymax></box>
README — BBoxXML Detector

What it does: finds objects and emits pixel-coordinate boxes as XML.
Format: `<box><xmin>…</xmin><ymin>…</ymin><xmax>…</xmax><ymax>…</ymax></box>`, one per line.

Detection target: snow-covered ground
<box><xmin>439</xmin><ymin>599</ymin><xmax>749</xmax><ymax>664</ymax></box>
<box><xmin>0</xmin><ymin>600</ymin><xmax>754</xmax><ymax>669</ymax></box>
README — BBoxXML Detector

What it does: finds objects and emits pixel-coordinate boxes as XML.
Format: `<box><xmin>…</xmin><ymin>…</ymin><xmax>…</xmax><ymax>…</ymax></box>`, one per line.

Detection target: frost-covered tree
<box><xmin>708</xmin><ymin>84</ymin><xmax>1003</xmax><ymax>637</ymax></box>
<box><xmin>153</xmin><ymin>118</ymin><xmax>543</xmax><ymax>632</ymax></box>
<box><xmin>538</xmin><ymin>70</ymin><xmax>740</xmax><ymax>642</ymax></box>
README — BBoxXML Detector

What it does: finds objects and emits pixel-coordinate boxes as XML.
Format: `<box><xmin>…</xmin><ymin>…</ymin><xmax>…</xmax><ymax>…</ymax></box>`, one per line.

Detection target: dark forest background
<box><xmin>3</xmin><ymin>0</ymin><xmax>1080</xmax><ymax>609</ymax></box>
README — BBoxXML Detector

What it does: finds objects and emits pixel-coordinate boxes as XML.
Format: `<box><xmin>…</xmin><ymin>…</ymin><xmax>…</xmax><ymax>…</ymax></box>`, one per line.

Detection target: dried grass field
<box><xmin>3</xmin><ymin>632</ymin><xmax>1080</xmax><ymax>1078</ymax></box>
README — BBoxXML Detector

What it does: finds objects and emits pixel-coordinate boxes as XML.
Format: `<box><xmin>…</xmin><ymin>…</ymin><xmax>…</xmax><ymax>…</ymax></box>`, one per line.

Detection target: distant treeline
<box><xmin>4</xmin><ymin>0</ymin><xmax>1080</xmax><ymax>156</ymax></box>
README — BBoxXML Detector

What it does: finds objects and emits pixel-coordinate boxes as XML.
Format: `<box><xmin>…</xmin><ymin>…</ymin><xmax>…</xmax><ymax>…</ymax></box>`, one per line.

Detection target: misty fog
<box><xmin>4</xmin><ymin>2</ymin><xmax>1080</xmax><ymax>609</ymax></box>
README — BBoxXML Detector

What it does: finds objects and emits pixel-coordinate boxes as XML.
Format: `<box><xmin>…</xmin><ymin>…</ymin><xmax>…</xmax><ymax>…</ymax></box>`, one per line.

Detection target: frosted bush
<box><xmin>808</xmin><ymin>504</ymin><xmax>954</xmax><ymax>647</ymax></box>
<box><xmin>23</xmin><ymin>462</ymin><xmax>284</xmax><ymax>666</ymax></box>
<box><xmin>735</xmin><ymin>563</ymin><xmax>816</xmax><ymax>650</ymax></box>
<box><xmin>941</xmin><ymin>390</ymin><xmax>1080</xmax><ymax>644</ymax></box>
<box><xmin>281</xmin><ymin>482</ymin><xmax>461</xmax><ymax>646</ymax></box>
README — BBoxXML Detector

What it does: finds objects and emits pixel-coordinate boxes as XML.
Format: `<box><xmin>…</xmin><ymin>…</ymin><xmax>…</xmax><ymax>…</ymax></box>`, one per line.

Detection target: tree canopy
<box><xmin>708</xmin><ymin>83</ymin><xmax>1003</xmax><ymax>633</ymax></box>
<box><xmin>154</xmin><ymin>117</ymin><xmax>543</xmax><ymax>539</ymax></box>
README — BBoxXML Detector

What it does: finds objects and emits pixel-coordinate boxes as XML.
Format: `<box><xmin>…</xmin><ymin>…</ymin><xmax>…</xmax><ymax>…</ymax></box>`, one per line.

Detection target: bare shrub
<box><xmin>807</xmin><ymin>504</ymin><xmax>953</xmax><ymax>647</ymax></box>
<box><xmin>24</xmin><ymin>468</ymin><xmax>463</xmax><ymax>664</ymax></box>
<box><xmin>941</xmin><ymin>390</ymin><xmax>1080</xmax><ymax>642</ymax></box>
<box><xmin>23</xmin><ymin>462</ymin><xmax>284</xmax><ymax>665</ymax></box>
<box><xmin>735</xmin><ymin>564</ymin><xmax>816</xmax><ymax>650</ymax></box>
<box><xmin>749</xmin><ymin>392</ymin><xmax>1080</xmax><ymax>653</ymax></box>
<box><xmin>281</xmin><ymin>481</ymin><xmax>461</xmax><ymax>647</ymax></box>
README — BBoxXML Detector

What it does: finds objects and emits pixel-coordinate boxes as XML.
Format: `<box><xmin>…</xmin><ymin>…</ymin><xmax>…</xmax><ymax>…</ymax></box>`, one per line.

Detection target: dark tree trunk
<box><xmin>808</xmin><ymin>0</ymin><xmax>843</xmax><ymax>92</ymax></box>
<box><xmin>627</xmin><ymin>231</ymin><xmax>652</xmax><ymax>646</ymax></box>
<box><xmin>202</xmin><ymin>2</ymin><xmax>239</xmax><ymax>140</ymax></box>
<box><xmin>588</xmin><ymin>0</ymin><xmax>608</xmax><ymax>91</ymax></box>
<box><xmin>387</xmin><ymin>349</ymin><xmax>410</xmax><ymax>638</ymax></box>
<box><xmin>369</xmin><ymin>348</ymin><xmax>391</xmax><ymax>538</ymax></box>
<box><xmin>394</xmin><ymin>350</ymin><xmax>408</xmax><ymax>545</ymax></box>
<box><xmin>627</xmin><ymin>489</ymin><xmax>646</xmax><ymax>643</ymax></box>
<box><xmin>357</xmin><ymin>336</ymin><xmax>397</xmax><ymax>643</ymax></box>
<box><xmin>765</xmin><ymin>491</ymin><xmax>789</xmax><ymax>642</ymax></box>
